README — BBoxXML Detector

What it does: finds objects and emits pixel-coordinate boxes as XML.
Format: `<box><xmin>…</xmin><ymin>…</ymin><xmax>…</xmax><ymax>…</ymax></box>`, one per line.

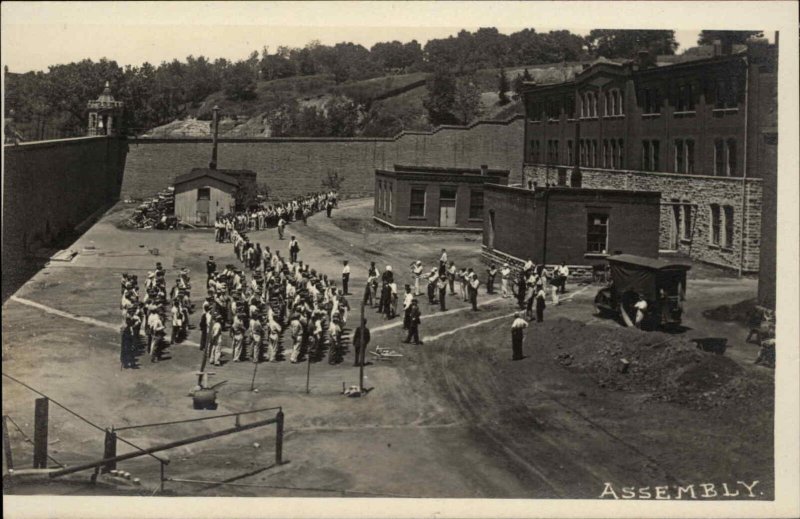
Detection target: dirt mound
<box><xmin>546</xmin><ymin>319</ymin><xmax>772</xmax><ymax>410</ymax></box>
<box><xmin>702</xmin><ymin>297</ymin><xmax>757</xmax><ymax>323</ymax></box>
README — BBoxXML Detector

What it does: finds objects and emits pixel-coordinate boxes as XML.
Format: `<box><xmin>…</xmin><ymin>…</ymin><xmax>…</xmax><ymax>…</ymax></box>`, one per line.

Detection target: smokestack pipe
<box><xmin>209</xmin><ymin>105</ymin><xmax>219</xmax><ymax>170</ymax></box>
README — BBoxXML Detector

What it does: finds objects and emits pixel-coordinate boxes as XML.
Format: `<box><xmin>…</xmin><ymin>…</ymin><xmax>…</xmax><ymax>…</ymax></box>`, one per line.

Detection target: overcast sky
<box><xmin>1</xmin><ymin>1</ymin><xmax>780</xmax><ymax>73</ymax></box>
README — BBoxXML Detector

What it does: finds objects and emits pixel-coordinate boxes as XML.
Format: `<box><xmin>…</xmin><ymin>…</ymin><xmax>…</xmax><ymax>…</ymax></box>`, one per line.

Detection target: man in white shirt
<box><xmin>341</xmin><ymin>260</ymin><xmax>351</xmax><ymax>295</ymax></box>
<box><xmin>209</xmin><ymin>315</ymin><xmax>224</xmax><ymax>366</ymax></box>
<box><xmin>439</xmin><ymin>249</ymin><xmax>448</xmax><ymax>274</ymax></box>
<box><xmin>402</xmin><ymin>284</ymin><xmax>414</xmax><ymax>329</ymax></box>
<box><xmin>500</xmin><ymin>263</ymin><xmax>512</xmax><ymax>298</ymax></box>
<box><xmin>412</xmin><ymin>261</ymin><xmax>424</xmax><ymax>296</ymax></box>
<box><xmin>634</xmin><ymin>295</ymin><xmax>648</xmax><ymax>329</ymax></box>
<box><xmin>511</xmin><ymin>312</ymin><xmax>528</xmax><ymax>360</ymax></box>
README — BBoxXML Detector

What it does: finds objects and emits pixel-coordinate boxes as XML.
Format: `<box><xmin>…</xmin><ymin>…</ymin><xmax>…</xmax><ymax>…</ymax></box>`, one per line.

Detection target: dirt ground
<box><xmin>2</xmin><ymin>198</ymin><xmax>773</xmax><ymax>498</ymax></box>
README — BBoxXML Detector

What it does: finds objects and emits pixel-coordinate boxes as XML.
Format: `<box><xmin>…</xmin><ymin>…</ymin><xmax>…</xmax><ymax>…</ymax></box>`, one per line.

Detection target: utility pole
<box><xmin>358</xmin><ymin>302</ymin><xmax>366</xmax><ymax>392</ymax></box>
<box><xmin>209</xmin><ymin>105</ymin><xmax>219</xmax><ymax>170</ymax></box>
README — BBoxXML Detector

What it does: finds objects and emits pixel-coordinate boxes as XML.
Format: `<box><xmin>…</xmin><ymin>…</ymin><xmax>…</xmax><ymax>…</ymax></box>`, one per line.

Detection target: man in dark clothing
<box><xmin>326</xmin><ymin>200</ymin><xmax>333</xmax><ymax>218</ymax></box>
<box><xmin>341</xmin><ymin>260</ymin><xmax>350</xmax><ymax>295</ymax></box>
<box><xmin>403</xmin><ymin>300</ymin><xmax>423</xmax><ymax>345</ymax></box>
<box><xmin>511</xmin><ymin>312</ymin><xmax>528</xmax><ymax>361</ymax></box>
<box><xmin>437</xmin><ymin>275</ymin><xmax>447</xmax><ymax>311</ymax></box>
<box><xmin>486</xmin><ymin>264</ymin><xmax>497</xmax><ymax>294</ymax></box>
<box><xmin>206</xmin><ymin>256</ymin><xmax>216</xmax><ymax>283</ymax></box>
<box><xmin>353</xmin><ymin>319</ymin><xmax>371</xmax><ymax>367</ymax></box>
<box><xmin>535</xmin><ymin>286</ymin><xmax>547</xmax><ymax>323</ymax></box>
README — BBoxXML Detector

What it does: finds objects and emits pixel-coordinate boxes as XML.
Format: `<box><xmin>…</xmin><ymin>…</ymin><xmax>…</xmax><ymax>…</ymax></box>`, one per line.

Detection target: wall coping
<box><xmin>373</xmin><ymin>216</ymin><xmax>482</xmax><ymax>233</ymax></box>
<box><xmin>130</xmin><ymin>114</ymin><xmax>524</xmax><ymax>144</ymax></box>
<box><xmin>523</xmin><ymin>163</ymin><xmax>763</xmax><ymax>183</ymax></box>
<box><xmin>4</xmin><ymin>135</ymin><xmax>114</xmax><ymax>151</ymax></box>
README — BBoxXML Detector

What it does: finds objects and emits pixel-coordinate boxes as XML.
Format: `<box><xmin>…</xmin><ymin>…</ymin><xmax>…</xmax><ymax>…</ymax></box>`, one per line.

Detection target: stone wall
<box><xmin>2</xmin><ymin>136</ymin><xmax>128</xmax><ymax>299</ymax></box>
<box><xmin>523</xmin><ymin>164</ymin><xmax>762</xmax><ymax>272</ymax></box>
<box><xmin>122</xmin><ymin>116</ymin><xmax>525</xmax><ymax>200</ymax></box>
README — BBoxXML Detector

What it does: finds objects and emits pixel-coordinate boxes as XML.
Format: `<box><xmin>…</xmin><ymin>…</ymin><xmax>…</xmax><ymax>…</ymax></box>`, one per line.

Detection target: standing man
<box><xmin>402</xmin><ymin>284</ymin><xmax>413</xmax><ymax>329</ymax></box>
<box><xmin>341</xmin><ymin>260</ymin><xmax>351</xmax><ymax>295</ymax></box>
<box><xmin>511</xmin><ymin>312</ymin><xmax>528</xmax><ymax>361</ymax></box>
<box><xmin>426</xmin><ymin>268</ymin><xmax>438</xmax><ymax>305</ymax></box>
<box><xmin>634</xmin><ymin>294</ymin><xmax>648</xmax><ymax>329</ymax></box>
<box><xmin>326</xmin><ymin>198</ymin><xmax>334</xmax><ymax>218</ymax></box>
<box><xmin>558</xmin><ymin>261</ymin><xmax>570</xmax><ymax>294</ymax></box>
<box><xmin>469</xmin><ymin>272</ymin><xmax>480</xmax><ymax>311</ymax></box>
<box><xmin>439</xmin><ymin>249</ymin><xmax>448</xmax><ymax>274</ymax></box>
<box><xmin>353</xmin><ymin>318</ymin><xmax>371</xmax><ymax>367</ymax></box>
<box><xmin>289</xmin><ymin>313</ymin><xmax>303</xmax><ymax>363</ymax></box>
<box><xmin>289</xmin><ymin>236</ymin><xmax>300</xmax><ymax>263</ymax></box>
<box><xmin>403</xmin><ymin>299</ymin><xmax>423</xmax><ymax>345</ymax></box>
<box><xmin>206</xmin><ymin>256</ymin><xmax>216</xmax><ymax>284</ymax></box>
<box><xmin>500</xmin><ymin>263</ymin><xmax>512</xmax><ymax>298</ymax></box>
<box><xmin>447</xmin><ymin>261</ymin><xmax>457</xmax><ymax>295</ymax></box>
<box><xmin>412</xmin><ymin>261</ymin><xmax>424</xmax><ymax>296</ymax></box>
<box><xmin>209</xmin><ymin>314</ymin><xmax>224</xmax><ymax>366</ymax></box>
<box><xmin>486</xmin><ymin>263</ymin><xmax>498</xmax><ymax>294</ymax></box>
<box><xmin>437</xmin><ymin>274</ymin><xmax>448</xmax><ymax>311</ymax></box>
<box><xmin>535</xmin><ymin>284</ymin><xmax>547</xmax><ymax>323</ymax></box>
<box><xmin>277</xmin><ymin>217</ymin><xmax>286</xmax><ymax>240</ymax></box>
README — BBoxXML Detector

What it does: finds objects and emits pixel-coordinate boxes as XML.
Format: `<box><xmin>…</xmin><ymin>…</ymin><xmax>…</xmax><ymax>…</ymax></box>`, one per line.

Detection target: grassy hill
<box><xmin>143</xmin><ymin>62</ymin><xmax>581</xmax><ymax>138</ymax></box>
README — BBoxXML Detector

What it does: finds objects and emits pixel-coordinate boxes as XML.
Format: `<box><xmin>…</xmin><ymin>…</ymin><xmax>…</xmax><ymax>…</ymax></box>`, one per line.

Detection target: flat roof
<box><xmin>391</xmin><ymin>164</ymin><xmax>510</xmax><ymax>176</ymax></box>
<box><xmin>484</xmin><ymin>184</ymin><xmax>661</xmax><ymax>198</ymax></box>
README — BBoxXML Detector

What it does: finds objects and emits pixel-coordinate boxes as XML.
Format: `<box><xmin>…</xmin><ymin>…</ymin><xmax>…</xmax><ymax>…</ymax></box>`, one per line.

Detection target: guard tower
<box><xmin>87</xmin><ymin>81</ymin><xmax>123</xmax><ymax>136</ymax></box>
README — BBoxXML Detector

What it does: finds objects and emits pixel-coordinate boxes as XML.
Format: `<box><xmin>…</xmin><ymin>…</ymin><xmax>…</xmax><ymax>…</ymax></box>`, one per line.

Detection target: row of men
<box><xmin>213</xmin><ymin>191</ymin><xmax>337</xmax><ymax>242</ymax></box>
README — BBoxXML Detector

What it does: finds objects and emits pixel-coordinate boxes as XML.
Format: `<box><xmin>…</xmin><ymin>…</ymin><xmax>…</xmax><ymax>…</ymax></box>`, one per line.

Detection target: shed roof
<box><xmin>607</xmin><ymin>254</ymin><xmax>692</xmax><ymax>271</ymax></box>
<box><xmin>174</xmin><ymin>168</ymin><xmax>246</xmax><ymax>187</ymax></box>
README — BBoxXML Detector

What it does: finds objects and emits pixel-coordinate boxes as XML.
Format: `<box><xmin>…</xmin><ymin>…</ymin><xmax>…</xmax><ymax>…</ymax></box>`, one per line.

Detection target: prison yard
<box><xmin>1</xmin><ymin>198</ymin><xmax>773</xmax><ymax>498</ymax></box>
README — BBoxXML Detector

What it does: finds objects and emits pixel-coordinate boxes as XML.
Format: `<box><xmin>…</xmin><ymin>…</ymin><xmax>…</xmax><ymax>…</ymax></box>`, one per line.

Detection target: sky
<box><xmin>0</xmin><ymin>1</ymin><xmax>781</xmax><ymax>73</ymax></box>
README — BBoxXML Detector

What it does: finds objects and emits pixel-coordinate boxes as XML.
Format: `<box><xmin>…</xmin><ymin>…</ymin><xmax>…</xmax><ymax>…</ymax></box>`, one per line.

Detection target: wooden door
<box><xmin>439</xmin><ymin>188</ymin><xmax>457</xmax><ymax>227</ymax></box>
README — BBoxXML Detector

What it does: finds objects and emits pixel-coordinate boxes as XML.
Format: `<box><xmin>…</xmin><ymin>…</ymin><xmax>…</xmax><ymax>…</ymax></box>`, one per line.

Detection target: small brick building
<box><xmin>374</xmin><ymin>164</ymin><xmax>510</xmax><ymax>230</ymax></box>
<box><xmin>482</xmin><ymin>185</ymin><xmax>661</xmax><ymax>273</ymax></box>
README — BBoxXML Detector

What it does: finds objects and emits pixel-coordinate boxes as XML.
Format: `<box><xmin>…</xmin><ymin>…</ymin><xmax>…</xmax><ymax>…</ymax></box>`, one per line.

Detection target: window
<box><xmin>641</xmin><ymin>87</ymin><xmax>661</xmax><ymax>114</ymax></box>
<box><xmin>197</xmin><ymin>187</ymin><xmax>211</xmax><ymax>200</ymax></box>
<box><xmin>603</xmin><ymin>140</ymin><xmax>611</xmax><ymax>168</ymax></box>
<box><xmin>710</xmin><ymin>204</ymin><xmax>721</xmax><ymax>245</ymax></box>
<box><xmin>469</xmin><ymin>190</ymin><xmax>484</xmax><ymax>220</ymax></box>
<box><xmin>388</xmin><ymin>184</ymin><xmax>393</xmax><ymax>214</ymax></box>
<box><xmin>682</xmin><ymin>204</ymin><xmax>693</xmax><ymax>240</ymax></box>
<box><xmin>642</xmin><ymin>140</ymin><xmax>660</xmax><ymax>172</ymax></box>
<box><xmin>579</xmin><ymin>140</ymin><xmax>586</xmax><ymax>166</ymax></box>
<box><xmin>529</xmin><ymin>140</ymin><xmax>541</xmax><ymax>162</ymax></box>
<box><xmin>674</xmin><ymin>139</ymin><xmax>685</xmax><ymax>173</ymax></box>
<box><xmin>616</xmin><ymin>90</ymin><xmax>624</xmax><ymax>115</ymax></box>
<box><xmin>727</xmin><ymin>139</ymin><xmax>737</xmax><ymax>176</ymax></box>
<box><xmin>409</xmin><ymin>187</ymin><xmax>426</xmax><ymax>218</ymax></box>
<box><xmin>587</xmin><ymin>213</ymin><xmax>609</xmax><ymax>253</ymax></box>
<box><xmin>547</xmin><ymin>139</ymin><xmax>559</xmax><ymax>164</ymax></box>
<box><xmin>675</xmin><ymin>83</ymin><xmax>695</xmax><ymax>112</ymax></box>
<box><xmin>686</xmin><ymin>140</ymin><xmax>695</xmax><ymax>174</ymax></box>
<box><xmin>714</xmin><ymin>139</ymin><xmax>737</xmax><ymax>176</ymax></box>
<box><xmin>715</xmin><ymin>79</ymin><xmax>738</xmax><ymax>109</ymax></box>
<box><xmin>582</xmin><ymin>91</ymin><xmax>598</xmax><ymax>117</ymax></box>
<box><xmin>724</xmin><ymin>205</ymin><xmax>734</xmax><ymax>248</ymax></box>
<box><xmin>610</xmin><ymin>140</ymin><xmax>617</xmax><ymax>169</ymax></box>
<box><xmin>567</xmin><ymin>140</ymin><xmax>574</xmax><ymax>165</ymax></box>
<box><xmin>618</xmin><ymin>139</ymin><xmax>624</xmax><ymax>169</ymax></box>
<box><xmin>566</xmin><ymin>97</ymin><xmax>576</xmax><ymax>119</ymax></box>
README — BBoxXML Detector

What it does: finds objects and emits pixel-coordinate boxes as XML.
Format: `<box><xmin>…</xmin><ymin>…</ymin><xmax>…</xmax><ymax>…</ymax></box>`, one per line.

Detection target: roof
<box><xmin>392</xmin><ymin>164</ymin><xmax>510</xmax><ymax>176</ymax></box>
<box><xmin>174</xmin><ymin>168</ymin><xmax>241</xmax><ymax>187</ymax></box>
<box><xmin>485</xmin><ymin>184</ymin><xmax>661</xmax><ymax>199</ymax></box>
<box><xmin>607</xmin><ymin>254</ymin><xmax>692</xmax><ymax>271</ymax></box>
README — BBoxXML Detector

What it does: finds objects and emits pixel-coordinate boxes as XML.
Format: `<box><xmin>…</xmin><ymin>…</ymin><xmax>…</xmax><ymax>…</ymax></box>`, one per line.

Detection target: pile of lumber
<box><xmin>127</xmin><ymin>187</ymin><xmax>177</xmax><ymax>229</ymax></box>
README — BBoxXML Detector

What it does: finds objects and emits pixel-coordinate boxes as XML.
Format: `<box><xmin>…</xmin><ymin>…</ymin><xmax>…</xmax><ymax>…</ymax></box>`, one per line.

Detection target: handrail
<box><xmin>114</xmin><ymin>406</ymin><xmax>282</xmax><ymax>431</ymax></box>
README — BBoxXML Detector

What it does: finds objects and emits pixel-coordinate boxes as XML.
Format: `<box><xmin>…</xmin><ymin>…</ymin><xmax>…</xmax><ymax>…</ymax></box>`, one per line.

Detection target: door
<box><xmin>669</xmin><ymin>202</ymin><xmax>680</xmax><ymax>250</ymax></box>
<box><xmin>439</xmin><ymin>188</ymin><xmax>457</xmax><ymax>227</ymax></box>
<box><xmin>197</xmin><ymin>187</ymin><xmax>211</xmax><ymax>226</ymax></box>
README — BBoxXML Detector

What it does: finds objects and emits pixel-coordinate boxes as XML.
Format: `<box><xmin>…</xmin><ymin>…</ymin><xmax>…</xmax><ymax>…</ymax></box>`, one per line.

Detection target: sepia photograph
<box><xmin>2</xmin><ymin>2</ymin><xmax>798</xmax><ymax>518</ymax></box>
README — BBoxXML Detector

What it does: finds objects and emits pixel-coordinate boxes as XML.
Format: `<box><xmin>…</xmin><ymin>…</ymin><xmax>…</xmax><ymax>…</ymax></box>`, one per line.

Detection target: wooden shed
<box><xmin>173</xmin><ymin>168</ymin><xmax>238</xmax><ymax>226</ymax></box>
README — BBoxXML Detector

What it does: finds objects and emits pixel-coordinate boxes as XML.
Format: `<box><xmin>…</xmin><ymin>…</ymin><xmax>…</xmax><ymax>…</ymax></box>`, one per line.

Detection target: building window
<box><xmin>567</xmin><ymin>140</ymin><xmax>574</xmax><ymax>165</ymax></box>
<box><xmin>674</xmin><ymin>139</ymin><xmax>685</xmax><ymax>173</ymax></box>
<box><xmin>616</xmin><ymin>90</ymin><xmax>624</xmax><ymax>115</ymax></box>
<box><xmin>714</xmin><ymin>139</ymin><xmax>737</xmax><ymax>176</ymax></box>
<box><xmin>676</xmin><ymin>83</ymin><xmax>695</xmax><ymax>112</ymax></box>
<box><xmin>587</xmin><ymin>213</ymin><xmax>609</xmax><ymax>253</ymax></box>
<box><xmin>197</xmin><ymin>187</ymin><xmax>211</xmax><ymax>200</ymax></box>
<box><xmin>642</xmin><ymin>140</ymin><xmax>659</xmax><ymax>171</ymax></box>
<box><xmin>724</xmin><ymin>205</ymin><xmax>734</xmax><ymax>248</ymax></box>
<box><xmin>388</xmin><ymin>185</ymin><xmax>393</xmax><ymax>214</ymax></box>
<box><xmin>547</xmin><ymin>139</ymin><xmax>559</xmax><ymax>164</ymax></box>
<box><xmin>727</xmin><ymin>139</ymin><xmax>737</xmax><ymax>176</ymax></box>
<box><xmin>409</xmin><ymin>188</ymin><xmax>426</xmax><ymax>218</ymax></box>
<box><xmin>686</xmin><ymin>140</ymin><xmax>695</xmax><ymax>174</ymax></box>
<box><xmin>710</xmin><ymin>203</ymin><xmax>721</xmax><ymax>245</ymax></box>
<box><xmin>618</xmin><ymin>139</ymin><xmax>624</xmax><ymax>169</ymax></box>
<box><xmin>682</xmin><ymin>204</ymin><xmax>693</xmax><ymax>240</ymax></box>
<box><xmin>529</xmin><ymin>140</ymin><xmax>541</xmax><ymax>163</ymax></box>
<box><xmin>469</xmin><ymin>190</ymin><xmax>484</xmax><ymax>220</ymax></box>
<box><xmin>603</xmin><ymin>140</ymin><xmax>611</xmax><ymax>168</ymax></box>
<box><xmin>610</xmin><ymin>140</ymin><xmax>617</xmax><ymax>169</ymax></box>
<box><xmin>566</xmin><ymin>97</ymin><xmax>575</xmax><ymax>119</ymax></box>
<box><xmin>715</xmin><ymin>79</ymin><xmax>738</xmax><ymax>109</ymax></box>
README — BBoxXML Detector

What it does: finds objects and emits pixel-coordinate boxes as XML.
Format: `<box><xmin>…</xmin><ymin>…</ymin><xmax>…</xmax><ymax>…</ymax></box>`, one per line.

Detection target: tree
<box><xmin>223</xmin><ymin>61</ymin><xmax>257</xmax><ymax>101</ymax></box>
<box><xmin>512</xmin><ymin>68</ymin><xmax>533</xmax><ymax>97</ymax></box>
<box><xmin>498</xmin><ymin>68</ymin><xmax>510</xmax><ymax>105</ymax></box>
<box><xmin>697</xmin><ymin>30</ymin><xmax>763</xmax><ymax>46</ymax></box>
<box><xmin>586</xmin><ymin>29</ymin><xmax>678</xmax><ymax>59</ymax></box>
<box><xmin>423</xmin><ymin>68</ymin><xmax>458</xmax><ymax>126</ymax></box>
<box><xmin>322</xmin><ymin>170</ymin><xmax>345</xmax><ymax>191</ymax></box>
<box><xmin>453</xmin><ymin>75</ymin><xmax>481</xmax><ymax>124</ymax></box>
<box><xmin>325</xmin><ymin>95</ymin><xmax>359</xmax><ymax>137</ymax></box>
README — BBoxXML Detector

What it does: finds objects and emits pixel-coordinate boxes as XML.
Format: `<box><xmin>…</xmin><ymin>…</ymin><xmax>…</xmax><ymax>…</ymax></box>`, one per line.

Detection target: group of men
<box><xmin>118</xmin><ymin>263</ymin><xmax>194</xmax><ymax>368</ymax></box>
<box><xmin>213</xmin><ymin>191</ymin><xmax>337</xmax><ymax>243</ymax></box>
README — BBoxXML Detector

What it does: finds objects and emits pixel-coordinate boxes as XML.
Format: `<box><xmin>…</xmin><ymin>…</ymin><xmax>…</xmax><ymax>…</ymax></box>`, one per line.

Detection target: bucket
<box><xmin>192</xmin><ymin>389</ymin><xmax>217</xmax><ymax>410</ymax></box>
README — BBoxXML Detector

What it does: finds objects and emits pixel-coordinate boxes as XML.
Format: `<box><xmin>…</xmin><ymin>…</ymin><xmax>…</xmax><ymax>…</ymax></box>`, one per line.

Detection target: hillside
<box><xmin>141</xmin><ymin>62</ymin><xmax>582</xmax><ymax>139</ymax></box>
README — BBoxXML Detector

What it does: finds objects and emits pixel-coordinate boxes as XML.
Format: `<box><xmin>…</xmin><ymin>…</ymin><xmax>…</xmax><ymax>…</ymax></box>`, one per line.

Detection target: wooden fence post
<box><xmin>33</xmin><ymin>398</ymin><xmax>49</xmax><ymax>469</ymax></box>
<box><xmin>2</xmin><ymin>416</ymin><xmax>13</xmax><ymax>472</ymax></box>
<box><xmin>275</xmin><ymin>410</ymin><xmax>284</xmax><ymax>465</ymax></box>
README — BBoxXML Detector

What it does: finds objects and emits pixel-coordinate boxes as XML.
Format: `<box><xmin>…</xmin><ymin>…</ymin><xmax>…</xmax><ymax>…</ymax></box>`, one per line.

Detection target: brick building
<box><xmin>374</xmin><ymin>164</ymin><xmax>509</xmax><ymax>230</ymax></box>
<box><xmin>519</xmin><ymin>39</ymin><xmax>777</xmax><ymax>274</ymax></box>
<box><xmin>482</xmin><ymin>185</ymin><xmax>661</xmax><ymax>275</ymax></box>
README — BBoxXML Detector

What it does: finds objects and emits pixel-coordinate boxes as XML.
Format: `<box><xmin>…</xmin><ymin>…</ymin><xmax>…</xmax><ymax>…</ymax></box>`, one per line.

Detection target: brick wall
<box><xmin>121</xmin><ymin>116</ymin><xmax>524</xmax><ymax>200</ymax></box>
<box><xmin>523</xmin><ymin>164</ymin><xmax>762</xmax><ymax>272</ymax></box>
<box><xmin>3</xmin><ymin>136</ymin><xmax>128</xmax><ymax>297</ymax></box>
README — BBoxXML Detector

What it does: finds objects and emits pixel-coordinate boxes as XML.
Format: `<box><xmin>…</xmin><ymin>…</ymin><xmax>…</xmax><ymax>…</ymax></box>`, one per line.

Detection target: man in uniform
<box><xmin>289</xmin><ymin>236</ymin><xmax>300</xmax><ymax>263</ymax></box>
<box><xmin>469</xmin><ymin>271</ymin><xmax>480</xmax><ymax>311</ymax></box>
<box><xmin>403</xmin><ymin>299</ymin><xmax>423</xmax><ymax>345</ymax></box>
<box><xmin>411</xmin><ymin>261</ymin><xmax>424</xmax><ymax>296</ymax></box>
<box><xmin>209</xmin><ymin>314</ymin><xmax>224</xmax><ymax>366</ymax></box>
<box><xmin>206</xmin><ymin>256</ymin><xmax>216</xmax><ymax>283</ymax></box>
<box><xmin>402</xmin><ymin>284</ymin><xmax>413</xmax><ymax>329</ymax></box>
<box><xmin>352</xmin><ymin>318</ymin><xmax>370</xmax><ymax>367</ymax></box>
<box><xmin>437</xmin><ymin>274</ymin><xmax>448</xmax><ymax>311</ymax></box>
